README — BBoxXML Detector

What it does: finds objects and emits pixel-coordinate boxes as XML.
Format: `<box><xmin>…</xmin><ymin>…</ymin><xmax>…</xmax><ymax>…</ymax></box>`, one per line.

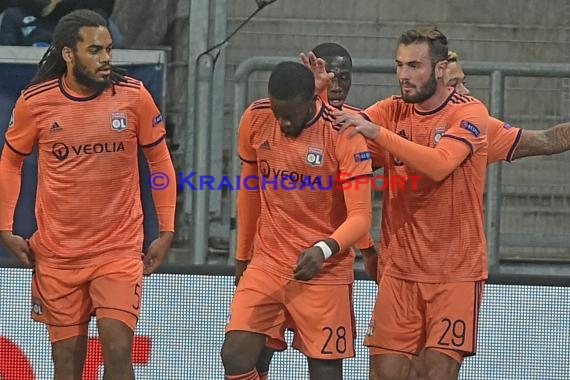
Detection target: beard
<box><xmin>73</xmin><ymin>61</ymin><xmax>112</xmax><ymax>93</ymax></box>
<box><xmin>400</xmin><ymin>70</ymin><xmax>437</xmax><ymax>104</ymax></box>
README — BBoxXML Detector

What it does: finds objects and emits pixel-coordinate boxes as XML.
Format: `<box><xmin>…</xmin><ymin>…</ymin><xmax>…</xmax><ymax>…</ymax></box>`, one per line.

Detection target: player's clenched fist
<box><xmin>293</xmin><ymin>246</ymin><xmax>325</xmax><ymax>281</ymax></box>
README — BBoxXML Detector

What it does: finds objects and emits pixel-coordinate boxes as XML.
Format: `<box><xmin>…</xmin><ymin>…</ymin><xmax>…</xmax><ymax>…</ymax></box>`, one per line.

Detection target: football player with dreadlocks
<box><xmin>0</xmin><ymin>9</ymin><xmax>176</xmax><ymax>379</ymax></box>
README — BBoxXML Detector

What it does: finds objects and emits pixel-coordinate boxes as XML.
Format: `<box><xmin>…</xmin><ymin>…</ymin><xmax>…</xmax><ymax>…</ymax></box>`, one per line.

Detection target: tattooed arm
<box><xmin>513</xmin><ymin>123</ymin><xmax>570</xmax><ymax>160</ymax></box>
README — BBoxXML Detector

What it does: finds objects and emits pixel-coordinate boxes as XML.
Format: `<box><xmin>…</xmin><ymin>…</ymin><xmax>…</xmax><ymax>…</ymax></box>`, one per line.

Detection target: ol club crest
<box><xmin>306</xmin><ymin>147</ymin><xmax>324</xmax><ymax>166</ymax></box>
<box><xmin>111</xmin><ymin>112</ymin><xmax>128</xmax><ymax>132</ymax></box>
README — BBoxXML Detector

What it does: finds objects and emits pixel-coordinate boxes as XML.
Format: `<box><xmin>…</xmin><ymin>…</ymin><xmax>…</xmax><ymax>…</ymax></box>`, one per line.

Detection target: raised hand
<box><xmin>300</xmin><ymin>51</ymin><xmax>334</xmax><ymax>96</ymax></box>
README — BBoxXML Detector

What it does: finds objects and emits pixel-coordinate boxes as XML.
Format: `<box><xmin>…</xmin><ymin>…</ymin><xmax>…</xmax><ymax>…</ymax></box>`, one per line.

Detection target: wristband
<box><xmin>314</xmin><ymin>241</ymin><xmax>333</xmax><ymax>260</ymax></box>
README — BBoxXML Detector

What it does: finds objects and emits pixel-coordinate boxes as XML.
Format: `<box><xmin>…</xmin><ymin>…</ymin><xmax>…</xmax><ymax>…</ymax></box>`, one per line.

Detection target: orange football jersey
<box><xmin>365</xmin><ymin>92</ymin><xmax>489</xmax><ymax>283</ymax></box>
<box><xmin>487</xmin><ymin>117</ymin><xmax>522</xmax><ymax>163</ymax></box>
<box><xmin>238</xmin><ymin>97</ymin><xmax>373</xmax><ymax>285</ymax></box>
<box><xmin>3</xmin><ymin>77</ymin><xmax>166</xmax><ymax>268</ymax></box>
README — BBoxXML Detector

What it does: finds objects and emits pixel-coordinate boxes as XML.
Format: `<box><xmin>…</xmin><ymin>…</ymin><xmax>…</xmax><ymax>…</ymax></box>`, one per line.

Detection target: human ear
<box><xmin>62</xmin><ymin>46</ymin><xmax>74</xmax><ymax>64</ymax></box>
<box><xmin>435</xmin><ymin>60</ymin><xmax>448</xmax><ymax>80</ymax></box>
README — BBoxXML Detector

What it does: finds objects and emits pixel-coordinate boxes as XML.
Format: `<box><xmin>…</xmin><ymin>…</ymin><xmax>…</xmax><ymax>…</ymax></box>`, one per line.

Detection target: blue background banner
<box><xmin>0</xmin><ymin>61</ymin><xmax>163</xmax><ymax>257</ymax></box>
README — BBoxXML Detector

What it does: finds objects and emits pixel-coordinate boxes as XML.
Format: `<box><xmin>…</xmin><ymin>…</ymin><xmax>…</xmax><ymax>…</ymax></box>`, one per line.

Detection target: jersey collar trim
<box><xmin>59</xmin><ymin>77</ymin><xmax>103</xmax><ymax>102</ymax></box>
<box><xmin>305</xmin><ymin>97</ymin><xmax>326</xmax><ymax>129</ymax></box>
<box><xmin>413</xmin><ymin>89</ymin><xmax>455</xmax><ymax>116</ymax></box>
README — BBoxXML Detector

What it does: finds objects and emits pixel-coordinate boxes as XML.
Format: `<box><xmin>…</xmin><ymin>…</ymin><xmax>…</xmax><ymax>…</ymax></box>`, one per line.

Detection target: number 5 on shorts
<box><xmin>133</xmin><ymin>283</ymin><xmax>142</xmax><ymax>310</ymax></box>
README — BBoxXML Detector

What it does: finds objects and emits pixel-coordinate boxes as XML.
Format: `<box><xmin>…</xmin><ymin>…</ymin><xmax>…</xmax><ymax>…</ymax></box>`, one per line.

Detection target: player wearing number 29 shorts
<box><xmin>329</xmin><ymin>26</ymin><xmax>490</xmax><ymax>380</ymax></box>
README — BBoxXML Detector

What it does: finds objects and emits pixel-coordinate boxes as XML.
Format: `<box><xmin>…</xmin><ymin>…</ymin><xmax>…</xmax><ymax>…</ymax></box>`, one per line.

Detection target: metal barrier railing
<box><xmin>226</xmin><ymin>56</ymin><xmax>570</xmax><ymax>273</ymax></box>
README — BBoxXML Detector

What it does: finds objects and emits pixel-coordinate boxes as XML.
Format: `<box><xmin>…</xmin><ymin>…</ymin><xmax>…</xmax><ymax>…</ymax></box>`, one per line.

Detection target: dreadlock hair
<box><xmin>28</xmin><ymin>9</ymin><xmax>127</xmax><ymax>89</ymax></box>
<box><xmin>312</xmin><ymin>42</ymin><xmax>352</xmax><ymax>68</ymax></box>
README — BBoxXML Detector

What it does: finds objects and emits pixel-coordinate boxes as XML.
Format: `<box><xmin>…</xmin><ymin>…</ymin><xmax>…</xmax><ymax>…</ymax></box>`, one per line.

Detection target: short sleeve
<box><xmin>136</xmin><ymin>85</ymin><xmax>166</xmax><ymax>147</ymax></box>
<box><xmin>487</xmin><ymin>117</ymin><xmax>522</xmax><ymax>163</ymax></box>
<box><xmin>442</xmin><ymin>101</ymin><xmax>489</xmax><ymax>155</ymax></box>
<box><xmin>4</xmin><ymin>96</ymin><xmax>38</xmax><ymax>155</ymax></box>
<box><xmin>237</xmin><ymin>108</ymin><xmax>256</xmax><ymax>163</ymax></box>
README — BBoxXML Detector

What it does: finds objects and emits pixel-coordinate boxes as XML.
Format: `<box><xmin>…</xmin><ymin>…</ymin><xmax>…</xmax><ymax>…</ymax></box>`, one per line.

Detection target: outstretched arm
<box><xmin>513</xmin><ymin>123</ymin><xmax>570</xmax><ymax>160</ymax></box>
<box><xmin>333</xmin><ymin>111</ymin><xmax>474</xmax><ymax>182</ymax></box>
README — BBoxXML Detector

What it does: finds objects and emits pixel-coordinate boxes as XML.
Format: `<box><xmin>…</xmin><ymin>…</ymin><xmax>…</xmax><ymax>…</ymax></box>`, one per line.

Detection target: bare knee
<box><xmin>307</xmin><ymin>358</ymin><xmax>342</xmax><ymax>380</ymax></box>
<box><xmin>370</xmin><ymin>353</ymin><xmax>410</xmax><ymax>380</ymax></box>
<box><xmin>52</xmin><ymin>340</ymin><xmax>82</xmax><ymax>365</ymax></box>
<box><xmin>97</xmin><ymin>318</ymin><xmax>135</xmax><ymax>378</ymax></box>
<box><xmin>426</xmin><ymin>362</ymin><xmax>460</xmax><ymax>380</ymax></box>
<box><xmin>408</xmin><ymin>351</ymin><xmax>427</xmax><ymax>380</ymax></box>
<box><xmin>52</xmin><ymin>336</ymin><xmax>88</xmax><ymax>380</ymax></box>
<box><xmin>221</xmin><ymin>331</ymin><xmax>266</xmax><ymax>375</ymax></box>
<box><xmin>102</xmin><ymin>337</ymin><xmax>132</xmax><ymax>363</ymax></box>
<box><xmin>375</xmin><ymin>366</ymin><xmax>409</xmax><ymax>380</ymax></box>
<box><xmin>424</xmin><ymin>349</ymin><xmax>461</xmax><ymax>380</ymax></box>
<box><xmin>220</xmin><ymin>339</ymin><xmax>247</xmax><ymax>373</ymax></box>
<box><xmin>256</xmin><ymin>347</ymin><xmax>276</xmax><ymax>374</ymax></box>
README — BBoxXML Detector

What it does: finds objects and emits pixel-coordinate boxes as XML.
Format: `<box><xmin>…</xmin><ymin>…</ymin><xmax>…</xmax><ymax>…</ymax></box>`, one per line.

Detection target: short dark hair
<box><xmin>399</xmin><ymin>26</ymin><xmax>448</xmax><ymax>64</ymax></box>
<box><xmin>29</xmin><ymin>9</ymin><xmax>108</xmax><ymax>86</ymax></box>
<box><xmin>312</xmin><ymin>42</ymin><xmax>352</xmax><ymax>67</ymax></box>
<box><xmin>268</xmin><ymin>61</ymin><xmax>315</xmax><ymax>101</ymax></box>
